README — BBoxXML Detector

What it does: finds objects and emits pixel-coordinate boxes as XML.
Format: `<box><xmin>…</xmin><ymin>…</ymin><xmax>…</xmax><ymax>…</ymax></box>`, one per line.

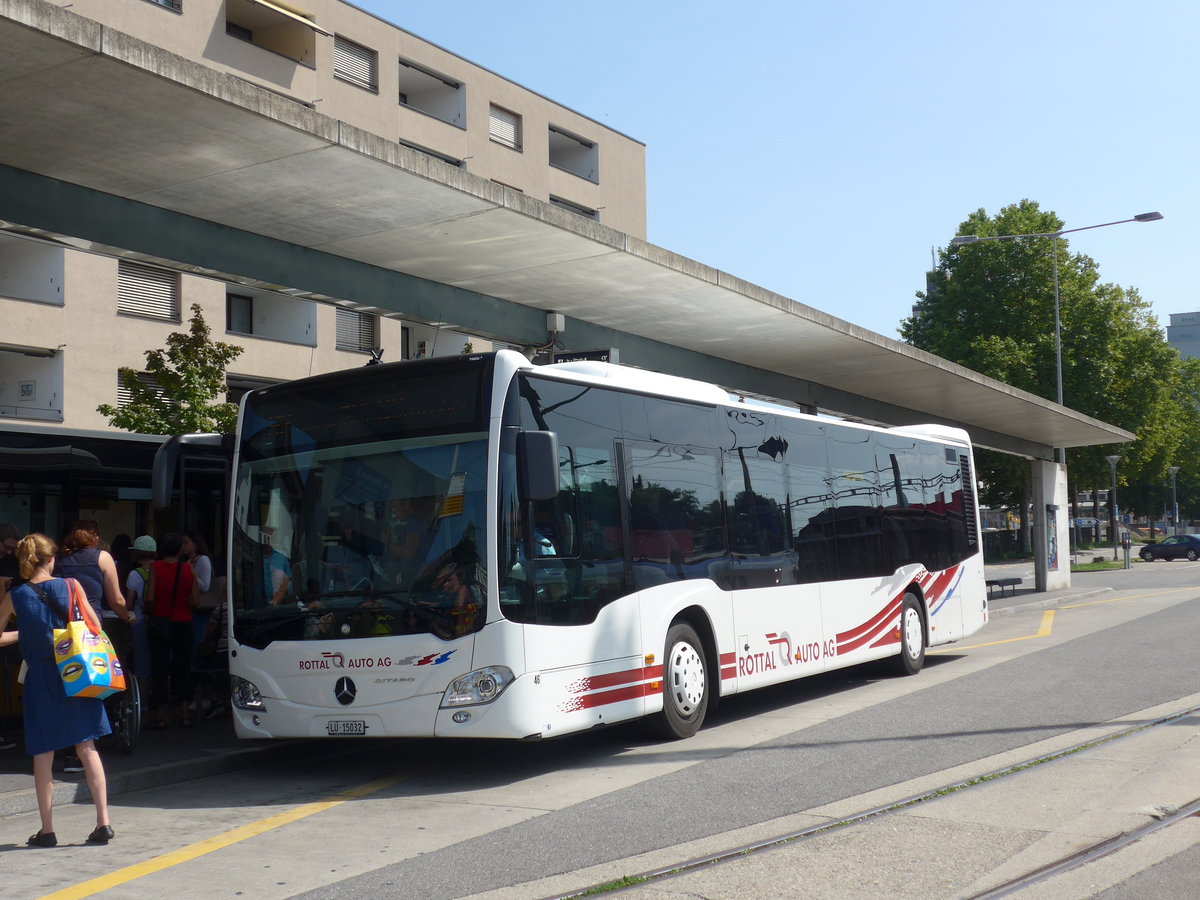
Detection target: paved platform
<box><xmin>6</xmin><ymin>574</ymin><xmax>1180</xmax><ymax>900</ymax></box>
<box><xmin>0</xmin><ymin>709</ymin><xmax>306</xmax><ymax>818</ymax></box>
<box><xmin>0</xmin><ymin>575</ymin><xmax>1110</xmax><ymax>819</ymax></box>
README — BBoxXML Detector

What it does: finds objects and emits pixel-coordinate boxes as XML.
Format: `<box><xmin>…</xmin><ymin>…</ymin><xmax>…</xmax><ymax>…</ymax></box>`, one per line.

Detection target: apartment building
<box><xmin>0</xmin><ymin>0</ymin><xmax>647</xmax><ymax>541</ymax></box>
<box><xmin>1166</xmin><ymin>311</ymin><xmax>1200</xmax><ymax>360</ymax></box>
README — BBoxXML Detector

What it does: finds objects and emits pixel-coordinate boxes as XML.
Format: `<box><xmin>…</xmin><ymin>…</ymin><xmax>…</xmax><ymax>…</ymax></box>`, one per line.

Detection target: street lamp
<box><xmin>950</xmin><ymin>212</ymin><xmax>1163</xmax><ymax>467</ymax></box>
<box><xmin>1169</xmin><ymin>466</ymin><xmax>1181</xmax><ymax>536</ymax></box>
<box><xmin>1106</xmin><ymin>454</ymin><xmax>1122</xmax><ymax>561</ymax></box>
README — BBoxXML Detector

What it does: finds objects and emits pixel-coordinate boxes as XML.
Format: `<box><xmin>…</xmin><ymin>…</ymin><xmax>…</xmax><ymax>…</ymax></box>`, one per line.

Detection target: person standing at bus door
<box><xmin>123</xmin><ymin>535</ymin><xmax>157</xmax><ymax>700</ymax></box>
<box><xmin>182</xmin><ymin>532</ymin><xmax>216</xmax><ymax>654</ymax></box>
<box><xmin>144</xmin><ymin>534</ymin><xmax>197</xmax><ymax>729</ymax></box>
<box><xmin>193</xmin><ymin>592</ymin><xmax>230</xmax><ymax>720</ymax></box>
<box><xmin>0</xmin><ymin>533</ymin><xmax>116</xmax><ymax>846</ymax></box>
<box><xmin>54</xmin><ymin>521</ymin><xmax>134</xmax><ymax>771</ymax></box>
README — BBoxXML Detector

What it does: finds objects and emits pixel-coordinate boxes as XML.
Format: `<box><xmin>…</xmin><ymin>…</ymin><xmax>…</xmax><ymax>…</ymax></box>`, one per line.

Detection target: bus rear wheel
<box><xmin>892</xmin><ymin>593</ymin><xmax>926</xmax><ymax>676</ymax></box>
<box><xmin>653</xmin><ymin>622</ymin><xmax>709</xmax><ymax>740</ymax></box>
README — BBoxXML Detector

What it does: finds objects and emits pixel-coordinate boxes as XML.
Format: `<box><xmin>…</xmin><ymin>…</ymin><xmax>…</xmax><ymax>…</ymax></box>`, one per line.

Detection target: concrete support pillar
<box><xmin>1031</xmin><ymin>457</ymin><xmax>1070</xmax><ymax>592</ymax></box>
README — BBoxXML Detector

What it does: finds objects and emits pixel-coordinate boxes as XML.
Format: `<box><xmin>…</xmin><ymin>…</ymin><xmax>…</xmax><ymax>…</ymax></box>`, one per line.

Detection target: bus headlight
<box><xmin>231</xmin><ymin>675</ymin><xmax>266</xmax><ymax>711</ymax></box>
<box><xmin>440</xmin><ymin>666</ymin><xmax>515</xmax><ymax>708</ymax></box>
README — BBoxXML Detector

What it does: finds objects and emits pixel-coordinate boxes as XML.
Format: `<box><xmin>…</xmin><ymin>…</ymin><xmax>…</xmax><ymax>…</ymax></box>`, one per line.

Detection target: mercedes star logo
<box><xmin>334</xmin><ymin>676</ymin><xmax>357</xmax><ymax>706</ymax></box>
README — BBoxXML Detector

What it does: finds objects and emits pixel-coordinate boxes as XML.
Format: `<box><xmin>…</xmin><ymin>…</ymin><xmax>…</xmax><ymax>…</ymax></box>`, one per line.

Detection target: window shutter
<box><xmin>117</xmin><ymin>372</ymin><xmax>168</xmax><ymax>408</ymax></box>
<box><xmin>117</xmin><ymin>261</ymin><xmax>179</xmax><ymax>320</ymax></box>
<box><xmin>489</xmin><ymin>105</ymin><xmax>521</xmax><ymax>149</ymax></box>
<box><xmin>336</xmin><ymin>308</ymin><xmax>377</xmax><ymax>351</ymax></box>
<box><xmin>334</xmin><ymin>35</ymin><xmax>377</xmax><ymax>90</ymax></box>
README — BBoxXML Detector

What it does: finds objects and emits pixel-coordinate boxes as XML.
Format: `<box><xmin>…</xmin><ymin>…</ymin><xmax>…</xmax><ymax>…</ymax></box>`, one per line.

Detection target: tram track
<box><xmin>545</xmin><ymin>702</ymin><xmax>1200</xmax><ymax>899</ymax></box>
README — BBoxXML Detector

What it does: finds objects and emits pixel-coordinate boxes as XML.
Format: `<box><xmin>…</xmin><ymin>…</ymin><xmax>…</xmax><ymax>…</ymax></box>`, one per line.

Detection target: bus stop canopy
<box><xmin>0</xmin><ymin>2</ymin><xmax>1133</xmax><ymax>460</ymax></box>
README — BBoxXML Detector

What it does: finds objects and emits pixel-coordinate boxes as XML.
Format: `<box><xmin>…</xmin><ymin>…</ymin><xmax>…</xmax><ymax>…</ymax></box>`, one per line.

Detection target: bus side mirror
<box><xmin>151</xmin><ymin>433</ymin><xmax>230</xmax><ymax>509</ymax></box>
<box><xmin>518</xmin><ymin>431</ymin><xmax>559</xmax><ymax>501</ymax></box>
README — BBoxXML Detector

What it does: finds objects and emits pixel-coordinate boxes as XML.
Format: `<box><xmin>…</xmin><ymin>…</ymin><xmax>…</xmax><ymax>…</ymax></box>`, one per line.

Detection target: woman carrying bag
<box><xmin>0</xmin><ymin>534</ymin><xmax>116</xmax><ymax>847</ymax></box>
<box><xmin>145</xmin><ymin>534</ymin><xmax>197</xmax><ymax>730</ymax></box>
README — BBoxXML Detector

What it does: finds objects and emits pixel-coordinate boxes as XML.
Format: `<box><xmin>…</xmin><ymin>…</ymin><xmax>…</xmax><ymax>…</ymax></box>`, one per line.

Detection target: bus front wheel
<box><xmin>653</xmin><ymin>622</ymin><xmax>709</xmax><ymax>740</ymax></box>
<box><xmin>892</xmin><ymin>593</ymin><xmax>926</xmax><ymax>676</ymax></box>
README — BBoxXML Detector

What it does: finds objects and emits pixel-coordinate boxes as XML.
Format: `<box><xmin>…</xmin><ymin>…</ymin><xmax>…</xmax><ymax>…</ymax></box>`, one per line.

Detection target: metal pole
<box><xmin>1169</xmin><ymin>466</ymin><xmax>1180</xmax><ymax>536</ymax></box>
<box><xmin>1107</xmin><ymin>456</ymin><xmax>1121</xmax><ymax>561</ymax></box>
<box><xmin>1053</xmin><ymin>236</ymin><xmax>1065</xmax><ymax>467</ymax></box>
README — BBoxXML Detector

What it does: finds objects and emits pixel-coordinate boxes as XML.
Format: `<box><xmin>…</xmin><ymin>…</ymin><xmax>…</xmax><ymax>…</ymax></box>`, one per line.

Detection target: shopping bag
<box><xmin>52</xmin><ymin>578</ymin><xmax>126</xmax><ymax>700</ymax></box>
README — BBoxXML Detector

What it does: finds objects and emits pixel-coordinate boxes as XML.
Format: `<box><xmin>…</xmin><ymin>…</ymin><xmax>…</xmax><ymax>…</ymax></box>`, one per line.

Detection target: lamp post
<box><xmin>950</xmin><ymin>212</ymin><xmax>1163</xmax><ymax>467</ymax></box>
<box><xmin>1169</xmin><ymin>466</ymin><xmax>1181</xmax><ymax>536</ymax></box>
<box><xmin>1106</xmin><ymin>454</ymin><xmax>1122</xmax><ymax>561</ymax></box>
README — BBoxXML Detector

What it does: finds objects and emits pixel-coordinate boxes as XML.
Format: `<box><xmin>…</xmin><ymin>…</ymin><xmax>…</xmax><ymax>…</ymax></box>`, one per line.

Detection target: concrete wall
<box><xmin>1032</xmin><ymin>458</ymin><xmax>1070</xmax><ymax>591</ymax></box>
<box><xmin>0</xmin><ymin>243</ymin><xmax>423</xmax><ymax>430</ymax></box>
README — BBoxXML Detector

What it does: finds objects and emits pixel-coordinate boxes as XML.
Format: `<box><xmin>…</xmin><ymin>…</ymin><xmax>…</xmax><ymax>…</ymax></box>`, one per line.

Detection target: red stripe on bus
<box><xmin>836</xmin><ymin>595</ymin><xmax>902</xmax><ymax>649</ymax></box>
<box><xmin>577</xmin><ymin>682</ymin><xmax>653</xmax><ymax>709</ymax></box>
<box><xmin>569</xmin><ymin>665</ymin><xmax>661</xmax><ymax>694</ymax></box>
<box><xmin>926</xmin><ymin>566</ymin><xmax>958</xmax><ymax>598</ymax></box>
<box><xmin>870</xmin><ymin>628</ymin><xmax>901</xmax><ymax>649</ymax></box>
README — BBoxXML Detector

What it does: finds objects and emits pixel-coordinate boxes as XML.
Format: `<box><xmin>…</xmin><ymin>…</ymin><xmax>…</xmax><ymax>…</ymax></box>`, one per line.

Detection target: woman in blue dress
<box><xmin>0</xmin><ymin>533</ymin><xmax>115</xmax><ymax>847</ymax></box>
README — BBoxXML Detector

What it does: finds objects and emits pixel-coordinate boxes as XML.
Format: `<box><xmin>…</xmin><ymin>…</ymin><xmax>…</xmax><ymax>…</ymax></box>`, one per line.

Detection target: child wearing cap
<box><xmin>123</xmin><ymin>536</ymin><xmax>157</xmax><ymax>693</ymax></box>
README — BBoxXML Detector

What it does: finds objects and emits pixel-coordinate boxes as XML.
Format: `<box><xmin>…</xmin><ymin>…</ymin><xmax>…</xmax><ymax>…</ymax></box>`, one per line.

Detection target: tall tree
<box><xmin>98</xmin><ymin>303</ymin><xmax>244</xmax><ymax>434</ymax></box>
<box><xmin>902</xmin><ymin>200</ymin><xmax>1185</xmax><ymax>531</ymax></box>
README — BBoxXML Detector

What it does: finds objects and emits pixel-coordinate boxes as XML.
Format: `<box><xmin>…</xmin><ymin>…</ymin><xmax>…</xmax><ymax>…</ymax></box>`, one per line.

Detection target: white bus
<box><xmin>161</xmin><ymin>350</ymin><xmax>987</xmax><ymax>740</ymax></box>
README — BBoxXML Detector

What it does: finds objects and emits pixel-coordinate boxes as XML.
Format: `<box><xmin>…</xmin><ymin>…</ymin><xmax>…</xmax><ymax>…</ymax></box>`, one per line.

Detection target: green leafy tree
<box><xmin>98</xmin><ymin>303</ymin><xmax>244</xmax><ymax>434</ymax></box>
<box><xmin>903</xmin><ymin>200</ymin><xmax>1187</xmax><ymax>541</ymax></box>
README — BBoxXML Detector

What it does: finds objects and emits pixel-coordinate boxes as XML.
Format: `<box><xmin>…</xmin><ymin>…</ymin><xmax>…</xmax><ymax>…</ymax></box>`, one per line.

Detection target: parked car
<box><xmin>1139</xmin><ymin>534</ymin><xmax>1200</xmax><ymax>562</ymax></box>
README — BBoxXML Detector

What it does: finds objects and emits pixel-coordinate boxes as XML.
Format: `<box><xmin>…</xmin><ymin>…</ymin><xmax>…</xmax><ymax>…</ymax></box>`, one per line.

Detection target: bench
<box><xmin>986</xmin><ymin>577</ymin><xmax>1022</xmax><ymax>598</ymax></box>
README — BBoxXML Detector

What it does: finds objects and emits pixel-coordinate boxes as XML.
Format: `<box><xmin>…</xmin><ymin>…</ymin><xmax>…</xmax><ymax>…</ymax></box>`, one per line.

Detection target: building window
<box><xmin>398</xmin><ymin>59</ymin><xmax>464</xmax><ymax>127</ymax></box>
<box><xmin>549</xmin><ymin>196</ymin><xmax>599</xmax><ymax>222</ymax></box>
<box><xmin>548</xmin><ymin>126</ymin><xmax>599</xmax><ymax>182</ymax></box>
<box><xmin>489</xmin><ymin>104</ymin><xmax>522</xmax><ymax>150</ymax></box>
<box><xmin>117</xmin><ymin>372</ymin><xmax>169</xmax><ymax>408</ymax></box>
<box><xmin>117</xmin><ymin>261</ymin><xmax>180</xmax><ymax>320</ymax></box>
<box><xmin>336</xmin><ymin>308</ymin><xmax>378</xmax><ymax>352</ymax></box>
<box><xmin>144</xmin><ymin>0</ymin><xmax>183</xmax><ymax>11</ymax></box>
<box><xmin>227</xmin><ymin>293</ymin><xmax>254</xmax><ymax>335</ymax></box>
<box><xmin>224</xmin><ymin>0</ymin><xmax>327</xmax><ymax>65</ymax></box>
<box><xmin>334</xmin><ymin>35</ymin><xmax>378</xmax><ymax>91</ymax></box>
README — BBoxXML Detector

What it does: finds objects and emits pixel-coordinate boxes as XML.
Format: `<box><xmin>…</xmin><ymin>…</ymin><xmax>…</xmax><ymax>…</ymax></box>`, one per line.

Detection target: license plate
<box><xmin>326</xmin><ymin>719</ymin><xmax>366</xmax><ymax>736</ymax></box>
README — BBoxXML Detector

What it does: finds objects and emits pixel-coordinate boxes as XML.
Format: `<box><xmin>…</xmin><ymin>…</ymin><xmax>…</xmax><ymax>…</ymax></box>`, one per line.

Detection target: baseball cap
<box><xmin>132</xmin><ymin>535</ymin><xmax>157</xmax><ymax>552</ymax></box>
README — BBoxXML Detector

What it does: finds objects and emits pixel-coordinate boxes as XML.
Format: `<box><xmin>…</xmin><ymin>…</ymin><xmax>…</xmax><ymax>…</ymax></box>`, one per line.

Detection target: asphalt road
<box><xmin>4</xmin><ymin>562</ymin><xmax>1199</xmax><ymax>899</ymax></box>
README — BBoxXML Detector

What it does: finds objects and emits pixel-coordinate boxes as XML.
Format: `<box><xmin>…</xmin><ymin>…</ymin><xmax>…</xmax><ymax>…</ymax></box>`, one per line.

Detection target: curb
<box><xmin>986</xmin><ymin>586</ymin><xmax>1113</xmax><ymax>617</ymax></box>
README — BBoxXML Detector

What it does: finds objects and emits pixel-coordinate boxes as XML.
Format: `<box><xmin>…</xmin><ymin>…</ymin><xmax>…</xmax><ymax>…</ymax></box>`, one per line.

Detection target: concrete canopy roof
<box><xmin>0</xmin><ymin>1</ymin><xmax>1133</xmax><ymax>458</ymax></box>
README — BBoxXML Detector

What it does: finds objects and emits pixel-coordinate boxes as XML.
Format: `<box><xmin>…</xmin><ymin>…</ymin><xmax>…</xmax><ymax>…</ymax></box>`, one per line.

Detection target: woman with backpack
<box><xmin>123</xmin><ymin>535</ymin><xmax>157</xmax><ymax>698</ymax></box>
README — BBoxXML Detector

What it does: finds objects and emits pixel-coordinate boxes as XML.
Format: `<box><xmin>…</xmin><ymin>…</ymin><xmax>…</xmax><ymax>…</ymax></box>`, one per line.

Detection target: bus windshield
<box><xmin>230</xmin><ymin>361</ymin><xmax>492</xmax><ymax>649</ymax></box>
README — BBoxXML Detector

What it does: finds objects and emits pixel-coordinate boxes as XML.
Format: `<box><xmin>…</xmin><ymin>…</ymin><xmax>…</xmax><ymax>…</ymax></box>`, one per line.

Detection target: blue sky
<box><xmin>352</xmin><ymin>0</ymin><xmax>1188</xmax><ymax>340</ymax></box>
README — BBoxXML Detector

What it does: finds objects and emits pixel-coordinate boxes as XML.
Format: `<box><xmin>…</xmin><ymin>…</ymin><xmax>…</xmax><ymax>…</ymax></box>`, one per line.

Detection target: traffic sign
<box><xmin>1074</xmin><ymin>517</ymin><xmax>1098</xmax><ymax>527</ymax></box>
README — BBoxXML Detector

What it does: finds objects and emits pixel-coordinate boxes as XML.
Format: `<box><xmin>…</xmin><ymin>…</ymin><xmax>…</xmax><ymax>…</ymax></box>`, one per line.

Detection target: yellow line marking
<box><xmin>1061</xmin><ymin>587</ymin><xmax>1196</xmax><ymax>609</ymax></box>
<box><xmin>37</xmin><ymin>771</ymin><xmax>411</xmax><ymax>900</ymax></box>
<box><xmin>932</xmin><ymin>584</ymin><xmax>1200</xmax><ymax>655</ymax></box>
<box><xmin>931</xmin><ymin>610</ymin><xmax>1055</xmax><ymax>653</ymax></box>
